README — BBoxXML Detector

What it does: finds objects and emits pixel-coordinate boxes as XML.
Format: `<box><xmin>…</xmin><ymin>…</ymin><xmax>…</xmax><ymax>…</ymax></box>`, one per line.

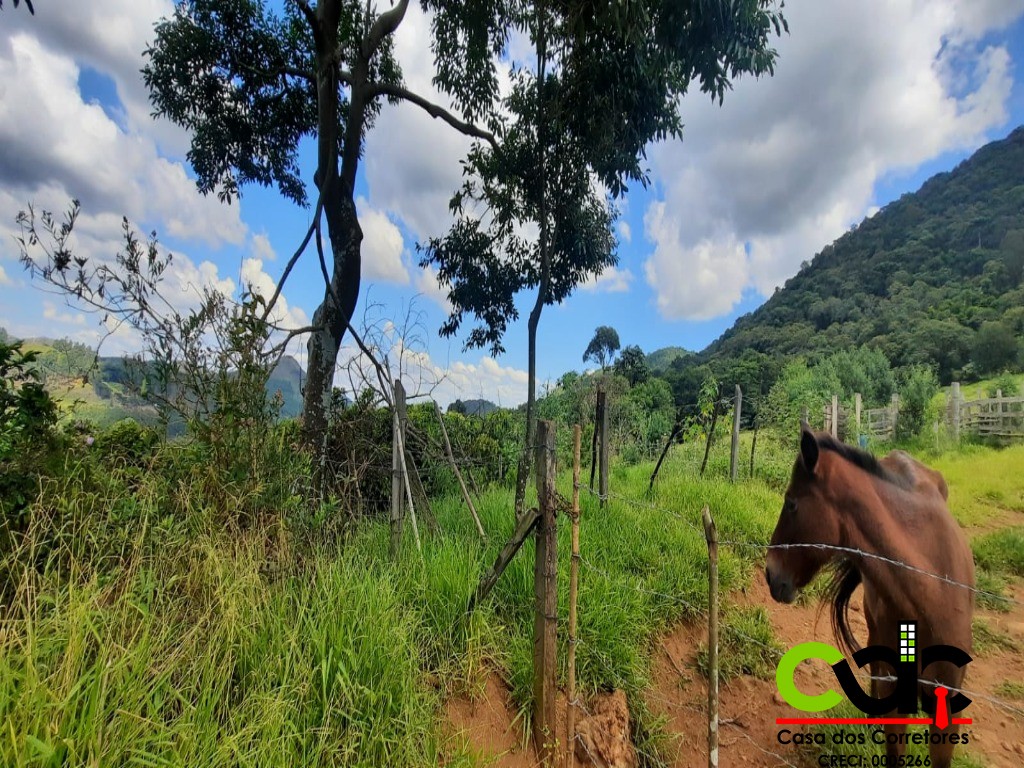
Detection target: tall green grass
<box><xmin>2</xmin><ymin>427</ymin><xmax>1021</xmax><ymax>766</ymax></box>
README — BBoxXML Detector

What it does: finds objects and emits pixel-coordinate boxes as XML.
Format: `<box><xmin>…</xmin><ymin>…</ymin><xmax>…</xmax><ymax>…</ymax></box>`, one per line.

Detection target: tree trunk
<box><xmin>513</xmin><ymin>5</ymin><xmax>549</xmax><ymax>520</ymax></box>
<box><xmin>301</xmin><ymin>0</ymin><xmax>369</xmax><ymax>465</ymax></box>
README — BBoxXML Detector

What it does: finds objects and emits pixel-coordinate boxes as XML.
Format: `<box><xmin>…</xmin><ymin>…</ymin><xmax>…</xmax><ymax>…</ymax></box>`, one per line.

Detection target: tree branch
<box><xmin>363</xmin><ymin>0</ymin><xmax>409</xmax><ymax>58</ymax></box>
<box><xmin>367</xmin><ymin>82</ymin><xmax>499</xmax><ymax>149</ymax></box>
<box><xmin>290</xmin><ymin>0</ymin><xmax>318</xmax><ymax>32</ymax></box>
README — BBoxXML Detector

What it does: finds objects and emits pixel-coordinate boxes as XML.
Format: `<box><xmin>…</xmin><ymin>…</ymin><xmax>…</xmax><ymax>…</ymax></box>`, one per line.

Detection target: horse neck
<box><xmin>826</xmin><ymin>462</ymin><xmax>934</xmax><ymax>617</ymax></box>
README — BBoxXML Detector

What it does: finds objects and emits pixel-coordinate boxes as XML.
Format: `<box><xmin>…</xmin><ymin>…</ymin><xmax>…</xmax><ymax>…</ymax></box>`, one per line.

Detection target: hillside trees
<box><xmin>421</xmin><ymin>0</ymin><xmax>787</xmax><ymax>515</ymax></box>
<box><xmin>143</xmin><ymin>0</ymin><xmax>508</xmax><ymax>459</ymax></box>
<box><xmin>614</xmin><ymin>344</ymin><xmax>649</xmax><ymax>386</ymax></box>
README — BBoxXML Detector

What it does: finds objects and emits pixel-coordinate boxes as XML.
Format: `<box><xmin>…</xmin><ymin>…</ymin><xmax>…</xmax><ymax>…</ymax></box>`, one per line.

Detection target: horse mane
<box><xmin>815</xmin><ymin>433</ymin><xmax>912</xmax><ymax>490</ymax></box>
<box><xmin>824</xmin><ymin>560</ymin><xmax>863</xmax><ymax>655</ymax></box>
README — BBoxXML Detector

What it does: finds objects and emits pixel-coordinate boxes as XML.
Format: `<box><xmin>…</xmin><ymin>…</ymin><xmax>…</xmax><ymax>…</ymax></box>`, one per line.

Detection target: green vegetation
<box><xmin>697</xmin><ymin>606</ymin><xmax>781</xmax><ymax>681</ymax></box>
<box><xmin>703</xmin><ymin>127</ymin><xmax>1024</xmax><ymax>384</ymax></box>
<box><xmin>995</xmin><ymin>680</ymin><xmax>1024</xmax><ymax>700</ymax></box>
<box><xmin>971</xmin><ymin>618</ymin><xmax>1019</xmax><ymax>655</ymax></box>
<box><xmin>971</xmin><ymin>527</ymin><xmax>1024</xmax><ymax>578</ymax></box>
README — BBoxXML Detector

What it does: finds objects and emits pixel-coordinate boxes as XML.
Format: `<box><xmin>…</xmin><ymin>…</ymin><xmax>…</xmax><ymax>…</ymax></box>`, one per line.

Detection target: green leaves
<box><xmin>422</xmin><ymin>0</ymin><xmax>787</xmax><ymax>354</ymax></box>
<box><xmin>144</xmin><ymin>0</ymin><xmax>321</xmax><ymax>206</ymax></box>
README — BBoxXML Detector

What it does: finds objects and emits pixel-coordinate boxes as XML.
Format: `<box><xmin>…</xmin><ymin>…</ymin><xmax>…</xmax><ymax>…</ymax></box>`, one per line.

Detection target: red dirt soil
<box><xmin>446</xmin><ymin>577</ymin><xmax>1024</xmax><ymax>767</ymax></box>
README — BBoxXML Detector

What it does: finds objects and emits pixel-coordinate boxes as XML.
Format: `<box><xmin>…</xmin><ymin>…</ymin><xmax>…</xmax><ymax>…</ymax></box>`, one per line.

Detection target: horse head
<box><xmin>765</xmin><ymin>423</ymin><xmax>842</xmax><ymax>603</ymax></box>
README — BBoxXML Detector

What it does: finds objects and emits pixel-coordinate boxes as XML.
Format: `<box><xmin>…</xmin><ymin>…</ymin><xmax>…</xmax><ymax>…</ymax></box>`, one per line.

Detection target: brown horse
<box><xmin>765</xmin><ymin>425</ymin><xmax>974</xmax><ymax>768</ymax></box>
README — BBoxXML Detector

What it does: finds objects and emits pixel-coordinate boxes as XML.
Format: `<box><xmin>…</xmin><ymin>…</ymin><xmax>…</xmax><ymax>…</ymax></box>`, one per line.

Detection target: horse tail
<box><xmin>827</xmin><ymin>560</ymin><xmax>862</xmax><ymax>655</ymax></box>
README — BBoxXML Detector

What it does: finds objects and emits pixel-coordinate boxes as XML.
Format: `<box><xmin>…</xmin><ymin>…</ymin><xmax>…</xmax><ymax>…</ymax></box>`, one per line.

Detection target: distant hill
<box><xmin>3</xmin><ymin>329</ymin><xmax>309</xmax><ymax>425</ymax></box>
<box><xmin>449</xmin><ymin>398</ymin><xmax>498</xmax><ymax>416</ymax></box>
<box><xmin>267</xmin><ymin>355</ymin><xmax>305</xmax><ymax>418</ymax></box>
<box><xmin>646</xmin><ymin>346</ymin><xmax>694</xmax><ymax>372</ymax></box>
<box><xmin>702</xmin><ymin>125</ymin><xmax>1024</xmax><ymax>383</ymax></box>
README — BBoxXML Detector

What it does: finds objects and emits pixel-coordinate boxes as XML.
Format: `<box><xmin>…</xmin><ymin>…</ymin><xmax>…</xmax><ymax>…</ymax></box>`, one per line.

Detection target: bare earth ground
<box><xmin>446</xmin><ymin>528</ymin><xmax>1024</xmax><ymax>767</ymax></box>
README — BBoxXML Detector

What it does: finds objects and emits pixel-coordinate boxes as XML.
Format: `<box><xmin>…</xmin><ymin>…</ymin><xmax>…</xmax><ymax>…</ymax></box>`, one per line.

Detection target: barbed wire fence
<box><xmin>564</xmin><ymin>423</ymin><xmax>1024</xmax><ymax>768</ymax></box>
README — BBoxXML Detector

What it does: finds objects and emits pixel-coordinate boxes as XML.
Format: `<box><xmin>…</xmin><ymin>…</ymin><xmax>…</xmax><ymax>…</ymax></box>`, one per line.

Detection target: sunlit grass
<box><xmin>2</xmin><ymin>426</ymin><xmax>1022</xmax><ymax>766</ymax></box>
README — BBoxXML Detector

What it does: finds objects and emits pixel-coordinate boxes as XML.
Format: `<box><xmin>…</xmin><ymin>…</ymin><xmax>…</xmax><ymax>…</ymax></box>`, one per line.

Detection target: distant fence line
<box><xmin>821</xmin><ymin>383</ymin><xmax>1024</xmax><ymax>443</ymax></box>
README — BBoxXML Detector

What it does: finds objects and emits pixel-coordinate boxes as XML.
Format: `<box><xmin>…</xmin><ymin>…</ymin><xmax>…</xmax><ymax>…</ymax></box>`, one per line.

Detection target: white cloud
<box><xmin>643</xmin><ymin>0</ymin><xmax>1022</xmax><ymax>320</ymax></box>
<box><xmin>617</xmin><ymin>220</ymin><xmax>632</xmax><ymax>244</ymax></box>
<box><xmin>357</xmin><ymin>197</ymin><xmax>410</xmax><ymax>284</ymax></box>
<box><xmin>414</xmin><ymin>264</ymin><xmax>454</xmax><ymax>314</ymax></box>
<box><xmin>0</xmin><ymin>33</ymin><xmax>246</xmax><ymax>248</ymax></box>
<box><xmin>0</xmin><ymin>265</ymin><xmax>12</xmax><ymax>287</ymax></box>
<box><xmin>363</xmin><ymin>4</ymin><xmax>511</xmax><ymax>243</ymax></box>
<box><xmin>251</xmin><ymin>233</ymin><xmax>276</xmax><ymax>262</ymax></box>
<box><xmin>581</xmin><ymin>265</ymin><xmax>634</xmax><ymax>294</ymax></box>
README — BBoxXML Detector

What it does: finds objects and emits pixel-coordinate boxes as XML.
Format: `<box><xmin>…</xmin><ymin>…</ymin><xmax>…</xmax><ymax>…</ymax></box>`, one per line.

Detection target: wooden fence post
<box><xmin>434</xmin><ymin>401</ymin><xmax>486</xmax><ymax>541</ymax></box>
<box><xmin>567</xmin><ymin>425</ymin><xmax>582</xmax><ymax>768</ymax></box>
<box><xmin>730</xmin><ymin>385</ymin><xmax>742</xmax><ymax>483</ymax></box>
<box><xmin>390</xmin><ymin>380</ymin><xmax>406</xmax><ymax>556</ymax></box>
<box><xmin>951</xmin><ymin>382</ymin><xmax>961</xmax><ymax>443</ymax></box>
<box><xmin>392</xmin><ymin>381</ymin><xmax>422</xmax><ymax>555</ymax></box>
<box><xmin>699</xmin><ymin>399</ymin><xmax>720</xmax><ymax>477</ymax></box>
<box><xmin>599</xmin><ymin>391</ymin><xmax>609</xmax><ymax>507</ymax></box>
<box><xmin>534</xmin><ymin>420</ymin><xmax>558</xmax><ymax>765</ymax></box>
<box><xmin>891</xmin><ymin>393</ymin><xmax>899</xmax><ymax>438</ymax></box>
<box><xmin>854</xmin><ymin>393</ymin><xmax>862</xmax><ymax>436</ymax></box>
<box><xmin>590</xmin><ymin>389</ymin><xmax>603</xmax><ymax>492</ymax></box>
<box><xmin>702</xmin><ymin>506</ymin><xmax>719</xmax><ymax>768</ymax></box>
<box><xmin>831</xmin><ymin>395</ymin><xmax>839</xmax><ymax>439</ymax></box>
<box><xmin>801</xmin><ymin>405</ymin><xmax>809</xmax><ymax>426</ymax></box>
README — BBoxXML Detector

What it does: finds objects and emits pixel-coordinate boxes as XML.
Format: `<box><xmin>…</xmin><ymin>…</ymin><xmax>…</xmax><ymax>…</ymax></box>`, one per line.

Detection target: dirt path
<box><xmin>445</xmin><ymin>514</ymin><xmax>1024</xmax><ymax>767</ymax></box>
<box><xmin>648</xmin><ymin>578</ymin><xmax>1024</xmax><ymax>768</ymax></box>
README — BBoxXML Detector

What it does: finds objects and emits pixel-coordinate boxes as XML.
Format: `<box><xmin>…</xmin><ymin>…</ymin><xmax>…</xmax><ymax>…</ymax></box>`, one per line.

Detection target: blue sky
<box><xmin>1</xmin><ymin>1</ymin><xmax>1023</xmax><ymax>406</ymax></box>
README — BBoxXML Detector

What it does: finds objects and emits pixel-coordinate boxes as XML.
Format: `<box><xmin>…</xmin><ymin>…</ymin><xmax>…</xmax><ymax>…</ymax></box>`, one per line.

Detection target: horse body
<box><xmin>766</xmin><ymin>427</ymin><xmax>973</xmax><ymax>768</ymax></box>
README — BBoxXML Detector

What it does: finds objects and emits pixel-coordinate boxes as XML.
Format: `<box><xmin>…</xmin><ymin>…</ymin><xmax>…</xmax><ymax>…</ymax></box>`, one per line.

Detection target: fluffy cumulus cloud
<box><xmin>644</xmin><ymin>0</ymin><xmax>1023</xmax><ymax>320</ymax></box>
<box><xmin>581</xmin><ymin>265</ymin><xmax>635</xmax><ymax>294</ymax></box>
<box><xmin>0</xmin><ymin>3</ymin><xmax>277</xmax><ymax>356</ymax></box>
<box><xmin>357</xmin><ymin>197</ymin><xmax>410</xmax><ymax>284</ymax></box>
<box><xmin>336</xmin><ymin>337</ymin><xmax>529</xmax><ymax>408</ymax></box>
<box><xmin>362</xmin><ymin>3</ymin><xmax>517</xmax><ymax>245</ymax></box>
<box><xmin>0</xmin><ymin>33</ymin><xmax>245</xmax><ymax>247</ymax></box>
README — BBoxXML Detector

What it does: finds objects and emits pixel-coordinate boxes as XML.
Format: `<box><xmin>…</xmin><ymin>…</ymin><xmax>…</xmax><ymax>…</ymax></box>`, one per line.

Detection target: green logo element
<box><xmin>776</xmin><ymin>641</ymin><xmax>844</xmax><ymax>712</ymax></box>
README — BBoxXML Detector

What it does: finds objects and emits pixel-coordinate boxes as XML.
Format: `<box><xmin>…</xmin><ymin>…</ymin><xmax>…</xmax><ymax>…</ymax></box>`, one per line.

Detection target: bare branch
<box><xmin>363</xmin><ymin>0</ymin><xmax>409</xmax><ymax>58</ymax></box>
<box><xmin>367</xmin><ymin>81</ymin><xmax>499</xmax><ymax>149</ymax></box>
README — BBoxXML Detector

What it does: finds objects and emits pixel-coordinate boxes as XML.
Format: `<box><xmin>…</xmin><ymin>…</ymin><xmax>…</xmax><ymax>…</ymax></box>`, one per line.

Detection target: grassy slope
<box><xmin>1</xmin><ymin>433</ymin><xmax>1021</xmax><ymax>766</ymax></box>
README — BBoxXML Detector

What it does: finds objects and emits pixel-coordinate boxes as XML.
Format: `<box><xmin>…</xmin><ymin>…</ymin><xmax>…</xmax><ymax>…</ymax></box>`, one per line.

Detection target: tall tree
<box><xmin>584</xmin><ymin>326</ymin><xmax>621</xmax><ymax>371</ymax></box>
<box><xmin>615</xmin><ymin>344</ymin><xmax>649</xmax><ymax>386</ymax></box>
<box><xmin>143</xmin><ymin>0</ymin><xmax>507</xmax><ymax>461</ymax></box>
<box><xmin>422</xmin><ymin>0</ymin><xmax>786</xmax><ymax>515</ymax></box>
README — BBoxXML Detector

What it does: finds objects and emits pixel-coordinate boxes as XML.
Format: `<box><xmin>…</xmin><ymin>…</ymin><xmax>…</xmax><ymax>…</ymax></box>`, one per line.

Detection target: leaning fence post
<box><xmin>831</xmin><ymin>395</ymin><xmax>839</xmax><ymax>439</ymax></box>
<box><xmin>390</xmin><ymin>379</ymin><xmax>406</xmax><ymax>557</ymax></box>
<box><xmin>891</xmin><ymin>393</ymin><xmax>899</xmax><ymax>439</ymax></box>
<box><xmin>434</xmin><ymin>400</ymin><xmax>486</xmax><ymax>541</ymax></box>
<box><xmin>730</xmin><ymin>385</ymin><xmax>742</xmax><ymax>483</ymax></box>
<box><xmin>702</xmin><ymin>505</ymin><xmax>719</xmax><ymax>768</ymax></box>
<box><xmin>566</xmin><ymin>424</ymin><xmax>582</xmax><ymax>768</ymax></box>
<box><xmin>854</xmin><ymin>393</ymin><xmax>862</xmax><ymax>436</ymax></box>
<box><xmin>534</xmin><ymin>420</ymin><xmax>558</xmax><ymax>765</ymax></box>
<box><xmin>599</xmin><ymin>391</ymin><xmax>609</xmax><ymax>507</ymax></box>
<box><xmin>950</xmin><ymin>382</ymin><xmax>961</xmax><ymax>442</ymax></box>
<box><xmin>590</xmin><ymin>389</ymin><xmax>603</xmax><ymax>492</ymax></box>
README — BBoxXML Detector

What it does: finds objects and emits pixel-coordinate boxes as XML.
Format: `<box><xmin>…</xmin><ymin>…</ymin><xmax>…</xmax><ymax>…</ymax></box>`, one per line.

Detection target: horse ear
<box><xmin>800</xmin><ymin>427</ymin><xmax>819</xmax><ymax>474</ymax></box>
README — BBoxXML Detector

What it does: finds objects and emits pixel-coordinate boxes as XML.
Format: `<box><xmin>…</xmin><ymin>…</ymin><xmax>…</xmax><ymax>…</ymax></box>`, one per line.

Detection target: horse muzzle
<box><xmin>765</xmin><ymin>566</ymin><xmax>797</xmax><ymax>604</ymax></box>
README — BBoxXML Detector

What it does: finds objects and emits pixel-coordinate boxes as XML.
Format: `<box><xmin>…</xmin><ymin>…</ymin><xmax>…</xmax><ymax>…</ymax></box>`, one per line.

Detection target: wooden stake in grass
<box><xmin>534</xmin><ymin>419</ymin><xmax>558</xmax><ymax>766</ymax></box>
<box><xmin>702</xmin><ymin>505</ymin><xmax>719</xmax><ymax>768</ymax></box>
<box><xmin>730</xmin><ymin>385</ymin><xmax>742</xmax><ymax>483</ymax></box>
<box><xmin>566</xmin><ymin>424</ymin><xmax>582</xmax><ymax>768</ymax></box>
<box><xmin>434</xmin><ymin>400</ymin><xmax>486</xmax><ymax>541</ymax></box>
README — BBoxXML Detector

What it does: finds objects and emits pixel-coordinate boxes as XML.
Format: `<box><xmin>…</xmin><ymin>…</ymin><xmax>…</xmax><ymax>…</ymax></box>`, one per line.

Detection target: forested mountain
<box><xmin>702</xmin><ymin>125</ymin><xmax>1024</xmax><ymax>384</ymax></box>
<box><xmin>646</xmin><ymin>346</ymin><xmax>694</xmax><ymax>373</ymax></box>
